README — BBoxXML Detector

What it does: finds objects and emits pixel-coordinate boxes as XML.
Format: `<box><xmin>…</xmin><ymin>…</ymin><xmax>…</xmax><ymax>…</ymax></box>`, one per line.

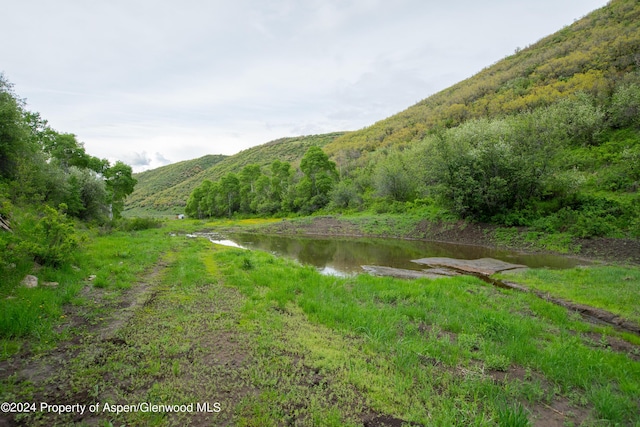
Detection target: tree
<box><xmin>0</xmin><ymin>74</ymin><xmax>29</xmax><ymax>181</ymax></box>
<box><xmin>239</xmin><ymin>164</ymin><xmax>262</xmax><ymax>213</ymax></box>
<box><xmin>219</xmin><ymin>173</ymin><xmax>240</xmax><ymax>217</ymax></box>
<box><xmin>610</xmin><ymin>83</ymin><xmax>640</xmax><ymax>129</ymax></box>
<box><xmin>297</xmin><ymin>146</ymin><xmax>338</xmax><ymax>212</ymax></box>
<box><xmin>300</xmin><ymin>146</ymin><xmax>338</xmax><ymax>197</ymax></box>
<box><xmin>44</xmin><ymin>133</ymin><xmax>87</xmax><ymax>170</ymax></box>
<box><xmin>372</xmin><ymin>151</ymin><xmax>417</xmax><ymax>202</ymax></box>
<box><xmin>104</xmin><ymin>161</ymin><xmax>136</xmax><ymax>219</ymax></box>
<box><xmin>186</xmin><ymin>180</ymin><xmax>211</xmax><ymax>218</ymax></box>
<box><xmin>270</xmin><ymin>160</ymin><xmax>292</xmax><ymax>206</ymax></box>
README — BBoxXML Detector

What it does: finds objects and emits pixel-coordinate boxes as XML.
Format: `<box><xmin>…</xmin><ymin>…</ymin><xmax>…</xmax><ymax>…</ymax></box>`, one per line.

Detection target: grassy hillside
<box><xmin>126</xmin><ymin>0</ymin><xmax>639</xmax><ymax>238</ymax></box>
<box><xmin>124</xmin><ymin>132</ymin><xmax>345</xmax><ymax>214</ymax></box>
<box><xmin>125</xmin><ymin>154</ymin><xmax>226</xmax><ymax>214</ymax></box>
<box><xmin>324</xmin><ymin>0</ymin><xmax>639</xmax><ymax>157</ymax></box>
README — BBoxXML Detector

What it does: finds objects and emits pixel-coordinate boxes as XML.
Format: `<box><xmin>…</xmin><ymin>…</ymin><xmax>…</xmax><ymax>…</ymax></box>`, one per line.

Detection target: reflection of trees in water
<box><xmin>226</xmin><ymin>233</ymin><xmax>584</xmax><ymax>273</ymax></box>
<box><xmin>298</xmin><ymin>239</ymin><xmax>336</xmax><ymax>267</ymax></box>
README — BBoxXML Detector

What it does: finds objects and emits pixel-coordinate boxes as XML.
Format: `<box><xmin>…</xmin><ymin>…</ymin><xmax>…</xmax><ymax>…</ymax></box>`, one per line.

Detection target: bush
<box><xmin>16</xmin><ymin>205</ymin><xmax>80</xmax><ymax>266</ymax></box>
<box><xmin>609</xmin><ymin>83</ymin><xmax>640</xmax><ymax>129</ymax></box>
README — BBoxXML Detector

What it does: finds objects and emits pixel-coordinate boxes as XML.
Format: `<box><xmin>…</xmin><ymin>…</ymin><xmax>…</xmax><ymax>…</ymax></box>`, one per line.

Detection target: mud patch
<box><xmin>580</xmin><ymin>331</ymin><xmax>640</xmax><ymax>361</ymax></box>
<box><xmin>530</xmin><ymin>398</ymin><xmax>590</xmax><ymax>427</ymax></box>
<box><xmin>362</xmin><ymin>413</ymin><xmax>423</xmax><ymax>427</ymax></box>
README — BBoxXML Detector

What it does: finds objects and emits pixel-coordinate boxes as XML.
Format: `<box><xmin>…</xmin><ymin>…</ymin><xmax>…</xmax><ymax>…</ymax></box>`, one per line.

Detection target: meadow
<box><xmin>1</xmin><ymin>220</ymin><xmax>639</xmax><ymax>426</ymax></box>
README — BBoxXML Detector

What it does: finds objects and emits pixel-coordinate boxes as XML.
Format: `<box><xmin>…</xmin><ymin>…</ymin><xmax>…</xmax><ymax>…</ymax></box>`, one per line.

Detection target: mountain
<box><xmin>125</xmin><ymin>154</ymin><xmax>227</xmax><ymax>215</ymax></box>
<box><xmin>124</xmin><ymin>132</ymin><xmax>345</xmax><ymax>215</ymax></box>
<box><xmin>324</xmin><ymin>0</ymin><xmax>639</xmax><ymax>156</ymax></box>
<box><xmin>125</xmin><ymin>0</ymin><xmax>640</xmax><ymax>226</ymax></box>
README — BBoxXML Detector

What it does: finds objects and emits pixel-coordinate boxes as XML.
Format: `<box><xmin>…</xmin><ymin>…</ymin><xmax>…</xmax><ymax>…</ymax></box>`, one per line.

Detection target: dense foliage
<box><xmin>0</xmin><ymin>73</ymin><xmax>136</xmax><ymax>275</ymax></box>
<box><xmin>186</xmin><ymin>147</ymin><xmax>339</xmax><ymax>218</ymax></box>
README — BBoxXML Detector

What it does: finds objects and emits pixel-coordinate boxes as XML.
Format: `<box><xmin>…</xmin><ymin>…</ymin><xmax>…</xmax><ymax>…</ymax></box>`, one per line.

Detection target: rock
<box><xmin>21</xmin><ymin>275</ymin><xmax>38</xmax><ymax>288</ymax></box>
<box><xmin>361</xmin><ymin>265</ymin><xmax>456</xmax><ymax>280</ymax></box>
<box><xmin>411</xmin><ymin>257</ymin><xmax>527</xmax><ymax>276</ymax></box>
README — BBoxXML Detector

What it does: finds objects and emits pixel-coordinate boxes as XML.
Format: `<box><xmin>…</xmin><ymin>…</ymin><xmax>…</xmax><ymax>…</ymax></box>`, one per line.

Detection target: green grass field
<box><xmin>1</xmin><ymin>221</ymin><xmax>639</xmax><ymax>426</ymax></box>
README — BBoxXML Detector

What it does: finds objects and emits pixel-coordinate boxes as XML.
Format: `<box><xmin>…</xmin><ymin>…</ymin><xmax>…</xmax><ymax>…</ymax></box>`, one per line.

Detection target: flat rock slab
<box><xmin>411</xmin><ymin>257</ymin><xmax>527</xmax><ymax>276</ymax></box>
<box><xmin>362</xmin><ymin>265</ymin><xmax>455</xmax><ymax>280</ymax></box>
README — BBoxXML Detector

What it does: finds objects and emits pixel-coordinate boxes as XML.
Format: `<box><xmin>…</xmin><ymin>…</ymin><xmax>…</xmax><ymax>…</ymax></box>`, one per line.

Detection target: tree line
<box><xmin>186</xmin><ymin>146</ymin><xmax>339</xmax><ymax>218</ymax></box>
<box><xmin>1</xmin><ymin>74</ymin><xmax>136</xmax><ymax>221</ymax></box>
<box><xmin>1</xmin><ymin>73</ymin><xmax>136</xmax><ymax>268</ymax></box>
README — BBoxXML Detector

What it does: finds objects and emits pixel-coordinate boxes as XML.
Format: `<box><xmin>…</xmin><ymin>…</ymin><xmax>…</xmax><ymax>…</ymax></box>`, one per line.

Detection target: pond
<box><xmin>197</xmin><ymin>232</ymin><xmax>587</xmax><ymax>276</ymax></box>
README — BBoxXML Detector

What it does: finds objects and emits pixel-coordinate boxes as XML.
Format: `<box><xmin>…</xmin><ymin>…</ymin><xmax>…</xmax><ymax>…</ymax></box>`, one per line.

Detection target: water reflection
<box><xmin>204</xmin><ymin>233</ymin><xmax>586</xmax><ymax>276</ymax></box>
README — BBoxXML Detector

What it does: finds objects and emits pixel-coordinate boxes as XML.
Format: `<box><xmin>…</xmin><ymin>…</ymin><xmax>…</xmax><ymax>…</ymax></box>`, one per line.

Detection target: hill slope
<box><xmin>125</xmin><ymin>154</ymin><xmax>227</xmax><ymax>214</ymax></box>
<box><xmin>124</xmin><ymin>132</ymin><xmax>345</xmax><ymax>214</ymax></box>
<box><xmin>324</xmin><ymin>0</ymin><xmax>639</xmax><ymax>157</ymax></box>
<box><xmin>125</xmin><ymin>0</ymin><xmax>639</xmax><ymax>224</ymax></box>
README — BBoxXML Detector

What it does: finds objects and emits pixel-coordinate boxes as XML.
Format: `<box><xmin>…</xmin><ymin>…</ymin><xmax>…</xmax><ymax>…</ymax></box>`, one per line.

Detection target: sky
<box><xmin>2</xmin><ymin>0</ymin><xmax>609</xmax><ymax>172</ymax></box>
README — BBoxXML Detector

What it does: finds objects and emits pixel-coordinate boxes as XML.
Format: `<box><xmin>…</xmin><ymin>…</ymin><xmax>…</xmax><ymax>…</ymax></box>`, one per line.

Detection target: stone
<box><xmin>361</xmin><ymin>265</ymin><xmax>455</xmax><ymax>280</ymax></box>
<box><xmin>411</xmin><ymin>257</ymin><xmax>527</xmax><ymax>276</ymax></box>
<box><xmin>21</xmin><ymin>275</ymin><xmax>38</xmax><ymax>288</ymax></box>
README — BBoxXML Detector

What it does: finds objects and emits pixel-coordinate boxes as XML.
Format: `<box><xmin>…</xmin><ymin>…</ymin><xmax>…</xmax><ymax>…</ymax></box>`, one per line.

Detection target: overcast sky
<box><xmin>3</xmin><ymin>0</ymin><xmax>608</xmax><ymax>172</ymax></box>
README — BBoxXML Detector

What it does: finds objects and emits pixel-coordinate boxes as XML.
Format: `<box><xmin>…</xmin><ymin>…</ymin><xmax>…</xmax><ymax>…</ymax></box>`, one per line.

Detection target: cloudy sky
<box><xmin>3</xmin><ymin>0</ymin><xmax>608</xmax><ymax>171</ymax></box>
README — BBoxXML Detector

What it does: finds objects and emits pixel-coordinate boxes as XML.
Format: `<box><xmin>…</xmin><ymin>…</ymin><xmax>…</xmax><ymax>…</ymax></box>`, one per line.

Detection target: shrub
<box><xmin>17</xmin><ymin>205</ymin><xmax>79</xmax><ymax>266</ymax></box>
<box><xmin>609</xmin><ymin>83</ymin><xmax>640</xmax><ymax>129</ymax></box>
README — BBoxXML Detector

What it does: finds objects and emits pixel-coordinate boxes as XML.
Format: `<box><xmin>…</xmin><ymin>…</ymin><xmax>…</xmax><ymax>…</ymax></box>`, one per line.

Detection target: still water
<box><xmin>198</xmin><ymin>232</ymin><xmax>587</xmax><ymax>276</ymax></box>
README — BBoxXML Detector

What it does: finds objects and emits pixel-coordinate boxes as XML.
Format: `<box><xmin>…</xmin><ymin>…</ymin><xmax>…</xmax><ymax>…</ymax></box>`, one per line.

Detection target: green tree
<box><xmin>300</xmin><ymin>146</ymin><xmax>338</xmax><ymax>197</ymax></box>
<box><xmin>0</xmin><ymin>74</ymin><xmax>29</xmax><ymax>181</ymax></box>
<box><xmin>105</xmin><ymin>161</ymin><xmax>136</xmax><ymax>219</ymax></box>
<box><xmin>219</xmin><ymin>173</ymin><xmax>240</xmax><ymax>217</ymax></box>
<box><xmin>372</xmin><ymin>151</ymin><xmax>417</xmax><ymax>202</ymax></box>
<box><xmin>297</xmin><ymin>146</ymin><xmax>338</xmax><ymax>212</ymax></box>
<box><xmin>270</xmin><ymin>160</ymin><xmax>292</xmax><ymax>208</ymax></box>
<box><xmin>186</xmin><ymin>180</ymin><xmax>212</xmax><ymax>219</ymax></box>
<box><xmin>239</xmin><ymin>164</ymin><xmax>262</xmax><ymax>213</ymax></box>
<box><xmin>43</xmin><ymin>133</ymin><xmax>91</xmax><ymax>171</ymax></box>
<box><xmin>610</xmin><ymin>83</ymin><xmax>640</xmax><ymax>129</ymax></box>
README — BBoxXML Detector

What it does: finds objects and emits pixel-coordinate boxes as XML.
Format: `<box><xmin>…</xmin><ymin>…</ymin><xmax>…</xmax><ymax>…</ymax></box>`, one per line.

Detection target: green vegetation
<box><xmin>125</xmin><ymin>133</ymin><xmax>345</xmax><ymax>214</ymax></box>
<box><xmin>217</xmin><ymin>249</ymin><xmax>640</xmax><ymax>425</ymax></box>
<box><xmin>0</xmin><ymin>221</ymin><xmax>179</xmax><ymax>358</ymax></box>
<box><xmin>186</xmin><ymin>146</ymin><xmax>341</xmax><ymax>218</ymax></box>
<box><xmin>0</xmin><ymin>72</ymin><xmax>154</xmax><ymax>360</ymax></box>
<box><xmin>2</xmin><ymin>1</ymin><xmax>640</xmax><ymax>425</ymax></box>
<box><xmin>143</xmin><ymin>0</ymin><xmax>637</xmax><ymax>241</ymax></box>
<box><xmin>2</xmin><ymin>226</ymin><xmax>639</xmax><ymax>426</ymax></box>
<box><xmin>496</xmin><ymin>266</ymin><xmax>640</xmax><ymax>325</ymax></box>
<box><xmin>125</xmin><ymin>154</ymin><xmax>227</xmax><ymax>214</ymax></box>
<box><xmin>186</xmin><ymin>84</ymin><xmax>640</xmax><ymax>238</ymax></box>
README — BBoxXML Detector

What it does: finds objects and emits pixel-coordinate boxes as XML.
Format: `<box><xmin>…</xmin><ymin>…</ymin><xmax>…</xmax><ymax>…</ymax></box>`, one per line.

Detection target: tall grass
<box><xmin>213</xmin><ymin>248</ymin><xmax>640</xmax><ymax>425</ymax></box>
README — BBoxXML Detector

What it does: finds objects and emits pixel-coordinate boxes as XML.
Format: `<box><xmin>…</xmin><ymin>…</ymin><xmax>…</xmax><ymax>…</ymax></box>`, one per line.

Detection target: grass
<box><xmin>1</xmin><ymin>225</ymin><xmax>639</xmax><ymax>426</ymax></box>
<box><xmin>495</xmin><ymin>266</ymin><xmax>640</xmax><ymax>325</ymax></box>
<box><xmin>214</xmin><ymin>248</ymin><xmax>640</xmax><ymax>426</ymax></box>
<box><xmin>0</xmin><ymin>220</ymin><xmax>194</xmax><ymax>359</ymax></box>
